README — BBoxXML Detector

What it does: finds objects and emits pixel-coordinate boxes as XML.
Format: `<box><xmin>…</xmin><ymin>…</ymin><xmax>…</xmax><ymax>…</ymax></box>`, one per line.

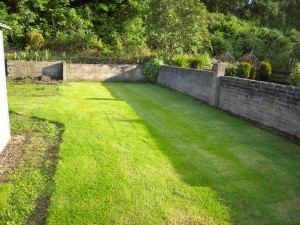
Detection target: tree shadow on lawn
<box><xmin>103</xmin><ymin>82</ymin><xmax>300</xmax><ymax>224</ymax></box>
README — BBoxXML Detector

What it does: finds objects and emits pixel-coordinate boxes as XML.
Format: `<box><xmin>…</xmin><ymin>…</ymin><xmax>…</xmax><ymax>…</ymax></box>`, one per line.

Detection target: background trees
<box><xmin>0</xmin><ymin>0</ymin><xmax>299</xmax><ymax>69</ymax></box>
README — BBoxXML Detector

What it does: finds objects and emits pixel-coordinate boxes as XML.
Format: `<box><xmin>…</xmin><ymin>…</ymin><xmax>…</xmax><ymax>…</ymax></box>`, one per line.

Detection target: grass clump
<box><xmin>189</xmin><ymin>53</ymin><xmax>211</xmax><ymax>69</ymax></box>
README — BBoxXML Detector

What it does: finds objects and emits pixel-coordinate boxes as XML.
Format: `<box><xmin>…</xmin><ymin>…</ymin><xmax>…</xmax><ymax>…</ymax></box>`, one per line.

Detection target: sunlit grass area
<box><xmin>6</xmin><ymin>82</ymin><xmax>300</xmax><ymax>224</ymax></box>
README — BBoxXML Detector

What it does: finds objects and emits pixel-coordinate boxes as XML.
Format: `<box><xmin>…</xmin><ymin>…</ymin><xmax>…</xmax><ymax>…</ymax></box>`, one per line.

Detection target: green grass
<box><xmin>6</xmin><ymin>82</ymin><xmax>300</xmax><ymax>224</ymax></box>
<box><xmin>0</xmin><ymin>113</ymin><xmax>62</xmax><ymax>224</ymax></box>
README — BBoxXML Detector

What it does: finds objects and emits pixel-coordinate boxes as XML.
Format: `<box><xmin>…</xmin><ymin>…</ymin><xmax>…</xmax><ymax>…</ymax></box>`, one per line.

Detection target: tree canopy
<box><xmin>1</xmin><ymin>0</ymin><xmax>299</xmax><ymax>69</ymax></box>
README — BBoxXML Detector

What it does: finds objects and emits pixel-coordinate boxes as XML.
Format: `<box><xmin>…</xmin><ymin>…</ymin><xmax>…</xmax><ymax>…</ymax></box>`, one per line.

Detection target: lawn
<box><xmin>4</xmin><ymin>82</ymin><xmax>300</xmax><ymax>224</ymax></box>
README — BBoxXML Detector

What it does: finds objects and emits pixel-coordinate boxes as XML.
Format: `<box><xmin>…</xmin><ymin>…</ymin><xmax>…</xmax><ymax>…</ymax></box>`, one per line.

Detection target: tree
<box><xmin>147</xmin><ymin>0</ymin><xmax>209</xmax><ymax>55</ymax></box>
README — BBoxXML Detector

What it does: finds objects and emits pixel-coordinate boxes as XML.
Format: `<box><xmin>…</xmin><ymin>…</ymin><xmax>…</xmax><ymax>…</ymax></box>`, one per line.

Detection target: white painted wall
<box><xmin>0</xmin><ymin>30</ymin><xmax>10</xmax><ymax>152</ymax></box>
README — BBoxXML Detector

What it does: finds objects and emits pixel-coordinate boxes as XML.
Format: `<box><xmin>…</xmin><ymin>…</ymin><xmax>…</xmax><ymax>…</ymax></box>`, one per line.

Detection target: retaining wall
<box><xmin>157</xmin><ymin>65</ymin><xmax>300</xmax><ymax>139</ymax></box>
<box><xmin>6</xmin><ymin>60</ymin><xmax>146</xmax><ymax>82</ymax></box>
<box><xmin>66</xmin><ymin>63</ymin><xmax>145</xmax><ymax>82</ymax></box>
<box><xmin>6</xmin><ymin>60</ymin><xmax>63</xmax><ymax>79</ymax></box>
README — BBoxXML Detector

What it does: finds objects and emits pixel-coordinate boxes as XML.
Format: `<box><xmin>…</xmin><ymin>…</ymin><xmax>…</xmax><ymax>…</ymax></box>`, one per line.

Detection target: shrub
<box><xmin>174</xmin><ymin>55</ymin><xmax>189</xmax><ymax>68</ymax></box>
<box><xmin>289</xmin><ymin>63</ymin><xmax>300</xmax><ymax>86</ymax></box>
<box><xmin>189</xmin><ymin>52</ymin><xmax>211</xmax><ymax>69</ymax></box>
<box><xmin>143</xmin><ymin>58</ymin><xmax>163</xmax><ymax>82</ymax></box>
<box><xmin>250</xmin><ymin>67</ymin><xmax>256</xmax><ymax>79</ymax></box>
<box><xmin>26</xmin><ymin>32</ymin><xmax>44</xmax><ymax>51</ymax></box>
<box><xmin>50</xmin><ymin>31</ymin><xmax>103</xmax><ymax>53</ymax></box>
<box><xmin>225</xmin><ymin>63</ymin><xmax>238</xmax><ymax>77</ymax></box>
<box><xmin>237</xmin><ymin>62</ymin><xmax>251</xmax><ymax>78</ymax></box>
<box><xmin>210</xmin><ymin>32</ymin><xmax>233</xmax><ymax>56</ymax></box>
<box><xmin>258</xmin><ymin>61</ymin><xmax>272</xmax><ymax>81</ymax></box>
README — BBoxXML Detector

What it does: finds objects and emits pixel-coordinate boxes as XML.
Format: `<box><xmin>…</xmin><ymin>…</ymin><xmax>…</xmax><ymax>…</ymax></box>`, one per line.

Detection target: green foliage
<box><xmin>5</xmin><ymin>49</ymin><xmax>56</xmax><ymax>61</ymax></box>
<box><xmin>203</xmin><ymin>0</ymin><xmax>299</xmax><ymax>31</ymax></box>
<box><xmin>50</xmin><ymin>31</ymin><xmax>103</xmax><ymax>53</ymax></box>
<box><xmin>289</xmin><ymin>63</ymin><xmax>300</xmax><ymax>86</ymax></box>
<box><xmin>26</xmin><ymin>32</ymin><xmax>44</xmax><ymax>51</ymax></box>
<box><xmin>259</xmin><ymin>61</ymin><xmax>272</xmax><ymax>81</ymax></box>
<box><xmin>0</xmin><ymin>0</ymin><xmax>299</xmax><ymax>70</ymax></box>
<box><xmin>189</xmin><ymin>53</ymin><xmax>211</xmax><ymax>69</ymax></box>
<box><xmin>237</xmin><ymin>62</ymin><xmax>251</xmax><ymax>78</ymax></box>
<box><xmin>147</xmin><ymin>0</ymin><xmax>209</xmax><ymax>55</ymax></box>
<box><xmin>250</xmin><ymin>67</ymin><xmax>256</xmax><ymax>80</ymax></box>
<box><xmin>225</xmin><ymin>63</ymin><xmax>238</xmax><ymax>77</ymax></box>
<box><xmin>210</xmin><ymin>32</ymin><xmax>233</xmax><ymax>56</ymax></box>
<box><xmin>174</xmin><ymin>55</ymin><xmax>189</xmax><ymax>68</ymax></box>
<box><xmin>143</xmin><ymin>58</ymin><xmax>163</xmax><ymax>82</ymax></box>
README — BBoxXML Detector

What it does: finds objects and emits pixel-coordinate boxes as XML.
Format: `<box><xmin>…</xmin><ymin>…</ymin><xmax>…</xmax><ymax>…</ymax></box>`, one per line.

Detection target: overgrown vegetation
<box><xmin>1</xmin><ymin>0</ymin><xmax>299</xmax><ymax>71</ymax></box>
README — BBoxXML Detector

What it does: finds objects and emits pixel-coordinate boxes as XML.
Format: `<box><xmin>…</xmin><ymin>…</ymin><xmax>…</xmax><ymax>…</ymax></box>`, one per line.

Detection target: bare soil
<box><xmin>0</xmin><ymin>133</ymin><xmax>29</xmax><ymax>182</ymax></box>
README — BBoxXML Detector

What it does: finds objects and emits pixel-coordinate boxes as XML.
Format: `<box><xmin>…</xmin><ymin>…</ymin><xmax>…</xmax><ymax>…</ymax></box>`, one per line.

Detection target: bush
<box><xmin>189</xmin><ymin>52</ymin><xmax>211</xmax><ymax>69</ymax></box>
<box><xmin>50</xmin><ymin>31</ymin><xmax>103</xmax><ymax>53</ymax></box>
<box><xmin>225</xmin><ymin>62</ymin><xmax>238</xmax><ymax>77</ymax></box>
<box><xmin>258</xmin><ymin>61</ymin><xmax>272</xmax><ymax>81</ymax></box>
<box><xmin>250</xmin><ymin>67</ymin><xmax>256</xmax><ymax>79</ymax></box>
<box><xmin>143</xmin><ymin>58</ymin><xmax>163</xmax><ymax>82</ymax></box>
<box><xmin>174</xmin><ymin>55</ymin><xmax>189</xmax><ymax>68</ymax></box>
<box><xmin>289</xmin><ymin>63</ymin><xmax>300</xmax><ymax>86</ymax></box>
<box><xmin>210</xmin><ymin>32</ymin><xmax>233</xmax><ymax>56</ymax></box>
<box><xmin>26</xmin><ymin>32</ymin><xmax>44</xmax><ymax>51</ymax></box>
<box><xmin>237</xmin><ymin>62</ymin><xmax>251</xmax><ymax>78</ymax></box>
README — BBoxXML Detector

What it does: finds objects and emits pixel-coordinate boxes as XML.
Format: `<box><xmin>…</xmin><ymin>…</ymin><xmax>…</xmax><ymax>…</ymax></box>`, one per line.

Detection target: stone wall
<box><xmin>65</xmin><ymin>63</ymin><xmax>145</xmax><ymax>82</ymax></box>
<box><xmin>158</xmin><ymin>66</ymin><xmax>214</xmax><ymax>103</ymax></box>
<box><xmin>218</xmin><ymin>77</ymin><xmax>300</xmax><ymax>138</ymax></box>
<box><xmin>157</xmin><ymin>65</ymin><xmax>300</xmax><ymax>139</ymax></box>
<box><xmin>6</xmin><ymin>60</ymin><xmax>63</xmax><ymax>79</ymax></box>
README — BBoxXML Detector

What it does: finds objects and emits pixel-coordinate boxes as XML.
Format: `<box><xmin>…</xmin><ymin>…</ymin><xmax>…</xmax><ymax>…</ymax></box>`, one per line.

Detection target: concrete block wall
<box><xmin>218</xmin><ymin>77</ymin><xmax>300</xmax><ymax>138</ymax></box>
<box><xmin>6</xmin><ymin>60</ymin><xmax>63</xmax><ymax>79</ymax></box>
<box><xmin>157</xmin><ymin>66</ymin><xmax>214</xmax><ymax>103</ymax></box>
<box><xmin>6</xmin><ymin>61</ymin><xmax>146</xmax><ymax>82</ymax></box>
<box><xmin>65</xmin><ymin>64</ymin><xmax>146</xmax><ymax>82</ymax></box>
<box><xmin>157</xmin><ymin>65</ymin><xmax>300</xmax><ymax>139</ymax></box>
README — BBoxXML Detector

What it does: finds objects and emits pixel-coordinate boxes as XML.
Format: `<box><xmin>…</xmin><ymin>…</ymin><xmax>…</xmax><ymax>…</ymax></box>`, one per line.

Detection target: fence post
<box><xmin>210</xmin><ymin>63</ymin><xmax>225</xmax><ymax>106</ymax></box>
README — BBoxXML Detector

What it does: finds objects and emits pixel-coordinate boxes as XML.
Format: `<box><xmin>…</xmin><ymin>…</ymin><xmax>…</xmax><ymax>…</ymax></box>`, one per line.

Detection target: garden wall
<box><xmin>6</xmin><ymin>60</ymin><xmax>63</xmax><ymax>79</ymax></box>
<box><xmin>157</xmin><ymin>65</ymin><xmax>300</xmax><ymax>139</ymax></box>
<box><xmin>218</xmin><ymin>77</ymin><xmax>300</xmax><ymax>138</ymax></box>
<box><xmin>6</xmin><ymin>60</ymin><xmax>146</xmax><ymax>82</ymax></box>
<box><xmin>158</xmin><ymin>66</ymin><xmax>214</xmax><ymax>103</ymax></box>
<box><xmin>65</xmin><ymin>64</ymin><xmax>145</xmax><ymax>82</ymax></box>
